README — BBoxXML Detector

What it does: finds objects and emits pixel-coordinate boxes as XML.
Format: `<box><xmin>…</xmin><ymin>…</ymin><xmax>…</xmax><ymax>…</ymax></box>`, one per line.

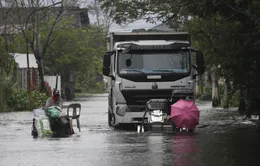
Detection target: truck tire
<box><xmin>108</xmin><ymin>109</ymin><xmax>112</xmax><ymax>126</ymax></box>
<box><xmin>108</xmin><ymin>109</ymin><xmax>115</xmax><ymax>127</ymax></box>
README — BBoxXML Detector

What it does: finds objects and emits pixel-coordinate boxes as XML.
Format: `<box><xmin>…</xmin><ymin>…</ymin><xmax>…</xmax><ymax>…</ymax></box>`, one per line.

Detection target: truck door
<box><xmin>109</xmin><ymin>52</ymin><xmax>116</xmax><ymax>113</ymax></box>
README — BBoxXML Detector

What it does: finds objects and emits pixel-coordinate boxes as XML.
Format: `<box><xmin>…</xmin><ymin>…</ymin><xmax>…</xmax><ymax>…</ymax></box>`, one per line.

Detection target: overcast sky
<box><xmin>108</xmin><ymin>20</ymin><xmax>160</xmax><ymax>32</ymax></box>
<box><xmin>87</xmin><ymin>12</ymin><xmax>161</xmax><ymax>33</ymax></box>
<box><xmin>78</xmin><ymin>0</ymin><xmax>161</xmax><ymax>32</ymax></box>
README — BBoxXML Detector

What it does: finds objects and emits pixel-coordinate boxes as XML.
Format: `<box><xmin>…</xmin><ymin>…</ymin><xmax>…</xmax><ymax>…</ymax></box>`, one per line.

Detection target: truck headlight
<box><xmin>116</xmin><ymin>106</ymin><xmax>128</xmax><ymax>116</ymax></box>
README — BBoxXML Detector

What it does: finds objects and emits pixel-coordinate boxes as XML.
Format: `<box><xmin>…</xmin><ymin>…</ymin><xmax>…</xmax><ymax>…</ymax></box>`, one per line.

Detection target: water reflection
<box><xmin>105</xmin><ymin>131</ymin><xmax>200</xmax><ymax>166</ymax></box>
<box><xmin>171</xmin><ymin>133</ymin><xmax>199</xmax><ymax>166</ymax></box>
<box><xmin>146</xmin><ymin>134</ymin><xmax>165</xmax><ymax>166</ymax></box>
<box><xmin>105</xmin><ymin>132</ymin><xmax>150</xmax><ymax>166</ymax></box>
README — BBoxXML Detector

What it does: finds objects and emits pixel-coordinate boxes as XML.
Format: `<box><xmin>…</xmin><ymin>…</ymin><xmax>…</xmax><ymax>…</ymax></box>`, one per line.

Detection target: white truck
<box><xmin>102</xmin><ymin>32</ymin><xmax>205</xmax><ymax>130</ymax></box>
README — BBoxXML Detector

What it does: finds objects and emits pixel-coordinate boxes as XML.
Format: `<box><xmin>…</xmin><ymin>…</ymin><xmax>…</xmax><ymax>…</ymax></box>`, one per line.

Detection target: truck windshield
<box><xmin>118</xmin><ymin>51</ymin><xmax>190</xmax><ymax>74</ymax></box>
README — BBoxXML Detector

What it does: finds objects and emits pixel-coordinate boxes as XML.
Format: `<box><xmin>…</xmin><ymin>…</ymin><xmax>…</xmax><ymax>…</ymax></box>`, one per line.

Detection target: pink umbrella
<box><xmin>170</xmin><ymin>99</ymin><xmax>200</xmax><ymax>129</ymax></box>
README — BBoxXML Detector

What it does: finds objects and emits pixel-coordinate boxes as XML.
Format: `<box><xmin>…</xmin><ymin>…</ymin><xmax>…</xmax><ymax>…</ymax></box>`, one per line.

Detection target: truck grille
<box><xmin>121</xmin><ymin>90</ymin><xmax>173</xmax><ymax>106</ymax></box>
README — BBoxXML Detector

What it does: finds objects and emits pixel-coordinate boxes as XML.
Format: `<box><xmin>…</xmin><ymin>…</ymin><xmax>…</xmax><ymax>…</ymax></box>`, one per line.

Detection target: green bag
<box><xmin>46</xmin><ymin>106</ymin><xmax>61</xmax><ymax>119</ymax></box>
<box><xmin>39</xmin><ymin>117</ymin><xmax>53</xmax><ymax>137</ymax></box>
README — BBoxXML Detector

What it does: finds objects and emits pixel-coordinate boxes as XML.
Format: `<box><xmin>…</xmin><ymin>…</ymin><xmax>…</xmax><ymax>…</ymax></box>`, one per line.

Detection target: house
<box><xmin>13</xmin><ymin>53</ymin><xmax>39</xmax><ymax>90</ymax></box>
<box><xmin>13</xmin><ymin>53</ymin><xmax>61</xmax><ymax>94</ymax></box>
<box><xmin>0</xmin><ymin>6</ymin><xmax>90</xmax><ymax>36</ymax></box>
<box><xmin>0</xmin><ymin>6</ymin><xmax>89</xmax><ymax>26</ymax></box>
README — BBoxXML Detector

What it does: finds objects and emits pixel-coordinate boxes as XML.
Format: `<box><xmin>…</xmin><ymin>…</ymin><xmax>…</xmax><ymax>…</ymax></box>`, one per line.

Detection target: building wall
<box><xmin>15</xmin><ymin>68</ymin><xmax>61</xmax><ymax>96</ymax></box>
<box><xmin>0</xmin><ymin>6</ymin><xmax>90</xmax><ymax>27</ymax></box>
<box><xmin>16</xmin><ymin>68</ymin><xmax>40</xmax><ymax>90</ymax></box>
<box><xmin>44</xmin><ymin>75</ymin><xmax>61</xmax><ymax>94</ymax></box>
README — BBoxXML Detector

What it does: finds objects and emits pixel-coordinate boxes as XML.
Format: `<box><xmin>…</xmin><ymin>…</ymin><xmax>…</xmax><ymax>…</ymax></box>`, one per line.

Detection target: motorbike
<box><xmin>31</xmin><ymin>106</ymin><xmax>74</xmax><ymax>138</ymax></box>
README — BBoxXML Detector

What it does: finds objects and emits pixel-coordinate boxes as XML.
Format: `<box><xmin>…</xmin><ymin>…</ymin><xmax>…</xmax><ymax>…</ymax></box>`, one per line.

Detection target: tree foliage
<box><xmin>44</xmin><ymin>23</ymin><xmax>106</xmax><ymax>92</ymax></box>
<box><xmin>5</xmin><ymin>0</ymin><xmax>67</xmax><ymax>92</ymax></box>
<box><xmin>88</xmin><ymin>0</ymin><xmax>113</xmax><ymax>33</ymax></box>
<box><xmin>0</xmin><ymin>35</ymin><xmax>17</xmax><ymax>112</ymax></box>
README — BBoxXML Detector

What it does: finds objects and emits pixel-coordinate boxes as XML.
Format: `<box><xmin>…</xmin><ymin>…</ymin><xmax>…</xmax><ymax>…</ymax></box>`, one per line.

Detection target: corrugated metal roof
<box><xmin>13</xmin><ymin>53</ymin><xmax>38</xmax><ymax>68</ymax></box>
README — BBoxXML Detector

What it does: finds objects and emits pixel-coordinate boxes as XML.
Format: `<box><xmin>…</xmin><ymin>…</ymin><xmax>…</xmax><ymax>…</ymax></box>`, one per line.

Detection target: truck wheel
<box><xmin>108</xmin><ymin>110</ymin><xmax>115</xmax><ymax>127</ymax></box>
<box><xmin>108</xmin><ymin>110</ymin><xmax>112</xmax><ymax>126</ymax></box>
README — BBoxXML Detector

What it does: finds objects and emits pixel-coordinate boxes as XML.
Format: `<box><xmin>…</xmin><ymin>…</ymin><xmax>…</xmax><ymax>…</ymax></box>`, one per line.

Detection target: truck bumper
<box><xmin>114</xmin><ymin>112</ymin><xmax>149</xmax><ymax>125</ymax></box>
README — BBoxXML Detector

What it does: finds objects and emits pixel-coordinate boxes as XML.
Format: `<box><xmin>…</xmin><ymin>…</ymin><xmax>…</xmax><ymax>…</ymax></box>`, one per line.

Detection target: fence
<box><xmin>15</xmin><ymin>67</ymin><xmax>40</xmax><ymax>90</ymax></box>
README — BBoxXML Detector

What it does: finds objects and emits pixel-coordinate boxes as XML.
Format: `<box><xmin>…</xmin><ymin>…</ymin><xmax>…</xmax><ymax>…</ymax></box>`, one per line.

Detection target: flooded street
<box><xmin>0</xmin><ymin>94</ymin><xmax>260</xmax><ymax>166</ymax></box>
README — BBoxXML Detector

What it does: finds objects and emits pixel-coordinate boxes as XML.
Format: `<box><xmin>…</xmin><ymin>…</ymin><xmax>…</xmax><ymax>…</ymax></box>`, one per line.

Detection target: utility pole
<box><xmin>26</xmin><ymin>42</ymin><xmax>32</xmax><ymax>110</ymax></box>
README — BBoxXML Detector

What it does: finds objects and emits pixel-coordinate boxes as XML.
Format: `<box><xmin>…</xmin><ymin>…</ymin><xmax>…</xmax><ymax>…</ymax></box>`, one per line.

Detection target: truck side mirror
<box><xmin>195</xmin><ymin>51</ymin><xmax>205</xmax><ymax>75</ymax></box>
<box><xmin>102</xmin><ymin>51</ymin><xmax>114</xmax><ymax>76</ymax></box>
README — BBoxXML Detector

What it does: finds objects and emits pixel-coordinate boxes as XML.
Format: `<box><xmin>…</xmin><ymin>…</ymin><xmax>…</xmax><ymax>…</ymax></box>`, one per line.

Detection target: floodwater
<box><xmin>0</xmin><ymin>94</ymin><xmax>260</xmax><ymax>166</ymax></box>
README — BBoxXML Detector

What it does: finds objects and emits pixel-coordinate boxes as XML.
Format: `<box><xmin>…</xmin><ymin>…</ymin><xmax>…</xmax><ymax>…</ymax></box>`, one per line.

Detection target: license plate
<box><xmin>150</xmin><ymin>110</ymin><xmax>164</xmax><ymax>123</ymax></box>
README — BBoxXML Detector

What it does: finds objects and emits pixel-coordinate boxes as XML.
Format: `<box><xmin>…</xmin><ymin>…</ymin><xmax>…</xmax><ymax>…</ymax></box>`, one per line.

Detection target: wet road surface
<box><xmin>0</xmin><ymin>94</ymin><xmax>260</xmax><ymax>166</ymax></box>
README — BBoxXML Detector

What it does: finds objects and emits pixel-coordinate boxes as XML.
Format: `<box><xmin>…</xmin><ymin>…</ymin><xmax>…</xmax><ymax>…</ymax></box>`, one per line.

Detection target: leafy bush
<box><xmin>197</xmin><ymin>82</ymin><xmax>239</xmax><ymax>107</ymax></box>
<box><xmin>45</xmin><ymin>81</ymin><xmax>52</xmax><ymax>97</ymax></box>
<box><xmin>218</xmin><ymin>84</ymin><xmax>225</xmax><ymax>100</ymax></box>
<box><xmin>198</xmin><ymin>87</ymin><xmax>212</xmax><ymax>101</ymax></box>
<box><xmin>7</xmin><ymin>90</ymin><xmax>49</xmax><ymax>111</ymax></box>
<box><xmin>0</xmin><ymin>70</ymin><xmax>16</xmax><ymax>112</ymax></box>
<box><xmin>222</xmin><ymin>90</ymin><xmax>240</xmax><ymax>108</ymax></box>
<box><xmin>31</xmin><ymin>90</ymin><xmax>49</xmax><ymax>109</ymax></box>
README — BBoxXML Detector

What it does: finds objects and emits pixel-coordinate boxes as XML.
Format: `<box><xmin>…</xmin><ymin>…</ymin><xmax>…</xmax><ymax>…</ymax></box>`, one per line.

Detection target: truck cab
<box><xmin>102</xmin><ymin>32</ymin><xmax>205</xmax><ymax>127</ymax></box>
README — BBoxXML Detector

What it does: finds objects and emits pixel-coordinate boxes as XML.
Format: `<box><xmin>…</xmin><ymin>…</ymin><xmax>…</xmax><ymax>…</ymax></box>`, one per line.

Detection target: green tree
<box><xmin>7</xmin><ymin>0</ymin><xmax>66</xmax><ymax>93</ymax></box>
<box><xmin>44</xmin><ymin>24</ymin><xmax>107</xmax><ymax>94</ymax></box>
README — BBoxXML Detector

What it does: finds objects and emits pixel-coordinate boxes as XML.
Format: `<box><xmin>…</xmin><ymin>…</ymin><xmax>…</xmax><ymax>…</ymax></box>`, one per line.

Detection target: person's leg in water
<box><xmin>31</xmin><ymin>118</ymin><xmax>38</xmax><ymax>137</ymax></box>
